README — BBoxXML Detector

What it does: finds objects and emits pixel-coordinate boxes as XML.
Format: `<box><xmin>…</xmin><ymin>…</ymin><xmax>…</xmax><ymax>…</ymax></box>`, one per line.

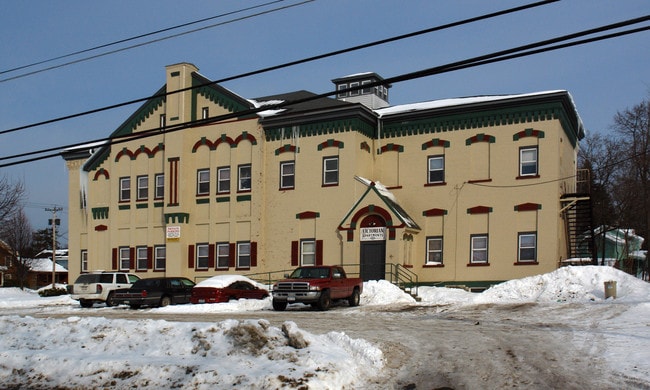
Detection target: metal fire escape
<box><xmin>560</xmin><ymin>169</ymin><xmax>598</xmax><ymax>265</ymax></box>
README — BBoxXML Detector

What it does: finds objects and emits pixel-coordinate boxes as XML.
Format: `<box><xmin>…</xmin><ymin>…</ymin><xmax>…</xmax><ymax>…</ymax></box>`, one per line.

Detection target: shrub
<box><xmin>39</xmin><ymin>287</ymin><xmax>68</xmax><ymax>297</ymax></box>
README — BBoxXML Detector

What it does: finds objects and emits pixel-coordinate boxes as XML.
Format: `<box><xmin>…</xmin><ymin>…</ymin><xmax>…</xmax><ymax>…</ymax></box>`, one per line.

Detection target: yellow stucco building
<box><xmin>63</xmin><ymin>63</ymin><xmax>587</xmax><ymax>289</ymax></box>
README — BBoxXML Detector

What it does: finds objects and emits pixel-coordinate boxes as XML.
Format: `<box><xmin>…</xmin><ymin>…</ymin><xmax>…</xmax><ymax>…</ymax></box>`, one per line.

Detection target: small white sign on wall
<box><xmin>360</xmin><ymin>227</ymin><xmax>386</xmax><ymax>241</ymax></box>
<box><xmin>166</xmin><ymin>226</ymin><xmax>181</xmax><ymax>240</ymax></box>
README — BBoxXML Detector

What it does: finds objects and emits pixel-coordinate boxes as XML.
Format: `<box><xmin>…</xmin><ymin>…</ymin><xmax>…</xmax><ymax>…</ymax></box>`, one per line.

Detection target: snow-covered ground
<box><xmin>0</xmin><ymin>266</ymin><xmax>649</xmax><ymax>389</ymax></box>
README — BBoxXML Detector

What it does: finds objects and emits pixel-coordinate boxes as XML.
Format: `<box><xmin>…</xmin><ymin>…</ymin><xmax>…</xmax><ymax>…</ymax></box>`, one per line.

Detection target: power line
<box><xmin>0</xmin><ymin>0</ymin><xmax>313</xmax><ymax>83</ymax></box>
<box><xmin>1</xmin><ymin>18</ymin><xmax>647</xmax><ymax>169</ymax></box>
<box><xmin>0</xmin><ymin>0</ymin><xmax>559</xmax><ymax>136</ymax></box>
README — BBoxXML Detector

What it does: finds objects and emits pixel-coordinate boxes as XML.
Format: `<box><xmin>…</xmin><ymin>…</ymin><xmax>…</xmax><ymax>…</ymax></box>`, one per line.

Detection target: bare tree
<box><xmin>578</xmin><ymin>132</ymin><xmax>621</xmax><ymax>228</ymax></box>
<box><xmin>0</xmin><ymin>173</ymin><xmax>25</xmax><ymax>225</ymax></box>
<box><xmin>611</xmin><ymin>97</ymin><xmax>650</xmax><ymax>244</ymax></box>
<box><xmin>1</xmin><ymin>208</ymin><xmax>34</xmax><ymax>289</ymax></box>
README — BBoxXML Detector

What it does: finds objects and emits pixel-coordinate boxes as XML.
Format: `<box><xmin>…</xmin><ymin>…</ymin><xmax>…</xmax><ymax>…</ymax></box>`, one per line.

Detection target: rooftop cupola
<box><xmin>332</xmin><ymin>72</ymin><xmax>390</xmax><ymax>109</ymax></box>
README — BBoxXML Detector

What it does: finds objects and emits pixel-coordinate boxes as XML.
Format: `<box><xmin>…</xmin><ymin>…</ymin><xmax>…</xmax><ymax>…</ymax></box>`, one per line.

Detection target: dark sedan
<box><xmin>112</xmin><ymin>277</ymin><xmax>195</xmax><ymax>309</ymax></box>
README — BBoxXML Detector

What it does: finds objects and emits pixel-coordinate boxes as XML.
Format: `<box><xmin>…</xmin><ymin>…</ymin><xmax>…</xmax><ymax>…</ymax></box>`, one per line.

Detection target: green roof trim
<box><xmin>265</xmin><ymin>118</ymin><xmax>375</xmax><ymax>141</ymax></box>
<box><xmin>91</xmin><ymin>207</ymin><xmax>109</xmax><ymax>220</ymax></box>
<box><xmin>382</xmin><ymin>101</ymin><xmax>581</xmax><ymax>148</ymax></box>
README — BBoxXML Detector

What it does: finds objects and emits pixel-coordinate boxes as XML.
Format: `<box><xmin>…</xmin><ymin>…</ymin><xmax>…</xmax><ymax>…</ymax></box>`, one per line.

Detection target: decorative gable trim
<box><xmin>467</xmin><ymin>206</ymin><xmax>492</xmax><ymax>214</ymax></box>
<box><xmin>514</xmin><ymin>202</ymin><xmax>542</xmax><ymax>211</ymax></box>
<box><xmin>421</xmin><ymin>138</ymin><xmax>450</xmax><ymax>150</ymax></box>
<box><xmin>275</xmin><ymin>144</ymin><xmax>298</xmax><ymax>155</ymax></box>
<box><xmin>317</xmin><ymin>139</ymin><xmax>344</xmax><ymax>150</ymax></box>
<box><xmin>378</xmin><ymin>143</ymin><xmax>404</xmax><ymax>154</ymax></box>
<box><xmin>296</xmin><ymin>211</ymin><xmax>320</xmax><ymax>219</ymax></box>
<box><xmin>465</xmin><ymin>133</ymin><xmax>496</xmax><ymax>146</ymax></box>
<box><xmin>423</xmin><ymin>208</ymin><xmax>447</xmax><ymax>217</ymax></box>
<box><xmin>513</xmin><ymin>128</ymin><xmax>545</xmax><ymax>141</ymax></box>
<box><xmin>192</xmin><ymin>135</ymin><xmax>236</xmax><ymax>152</ymax></box>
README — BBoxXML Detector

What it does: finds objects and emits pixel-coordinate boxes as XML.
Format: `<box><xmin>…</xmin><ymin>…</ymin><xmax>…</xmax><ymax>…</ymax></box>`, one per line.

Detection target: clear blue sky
<box><xmin>0</xmin><ymin>0</ymin><xmax>648</xmax><ymax>245</ymax></box>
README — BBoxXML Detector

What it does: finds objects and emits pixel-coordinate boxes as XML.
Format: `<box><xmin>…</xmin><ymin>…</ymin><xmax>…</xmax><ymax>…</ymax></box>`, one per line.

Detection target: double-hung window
<box><xmin>519</xmin><ymin>146</ymin><xmax>538</xmax><ymax>176</ymax></box>
<box><xmin>426</xmin><ymin>237</ymin><xmax>443</xmax><ymax>264</ymax></box>
<box><xmin>119</xmin><ymin>177</ymin><xmax>131</xmax><ymax>202</ymax></box>
<box><xmin>136</xmin><ymin>175</ymin><xmax>148</xmax><ymax>201</ymax></box>
<box><xmin>238</xmin><ymin>164</ymin><xmax>252</xmax><ymax>192</ymax></box>
<box><xmin>154</xmin><ymin>246</ymin><xmax>166</xmax><ymax>270</ymax></box>
<box><xmin>154</xmin><ymin>174</ymin><xmax>164</xmax><ymax>200</ymax></box>
<box><xmin>237</xmin><ymin>242</ymin><xmax>251</xmax><ymax>269</ymax></box>
<box><xmin>119</xmin><ymin>247</ymin><xmax>130</xmax><ymax>270</ymax></box>
<box><xmin>301</xmin><ymin>239</ymin><xmax>316</xmax><ymax>266</ymax></box>
<box><xmin>136</xmin><ymin>246</ymin><xmax>148</xmax><ymax>270</ymax></box>
<box><xmin>216</xmin><ymin>243</ymin><xmax>230</xmax><ymax>269</ymax></box>
<box><xmin>280</xmin><ymin>161</ymin><xmax>295</xmax><ymax>189</ymax></box>
<box><xmin>197</xmin><ymin>169</ymin><xmax>210</xmax><ymax>195</ymax></box>
<box><xmin>427</xmin><ymin>155</ymin><xmax>445</xmax><ymax>184</ymax></box>
<box><xmin>518</xmin><ymin>233</ymin><xmax>537</xmax><ymax>262</ymax></box>
<box><xmin>323</xmin><ymin>156</ymin><xmax>339</xmax><ymax>186</ymax></box>
<box><xmin>470</xmin><ymin>235</ymin><xmax>489</xmax><ymax>264</ymax></box>
<box><xmin>217</xmin><ymin>167</ymin><xmax>230</xmax><ymax>194</ymax></box>
<box><xmin>196</xmin><ymin>244</ymin><xmax>209</xmax><ymax>270</ymax></box>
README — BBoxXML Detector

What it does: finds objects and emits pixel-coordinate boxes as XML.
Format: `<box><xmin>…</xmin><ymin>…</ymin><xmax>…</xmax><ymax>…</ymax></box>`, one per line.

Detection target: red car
<box><xmin>191</xmin><ymin>275</ymin><xmax>269</xmax><ymax>304</ymax></box>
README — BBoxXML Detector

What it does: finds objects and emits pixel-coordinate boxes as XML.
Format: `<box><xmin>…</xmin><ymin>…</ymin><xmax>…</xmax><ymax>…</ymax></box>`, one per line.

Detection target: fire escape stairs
<box><xmin>560</xmin><ymin>193</ymin><xmax>597</xmax><ymax>265</ymax></box>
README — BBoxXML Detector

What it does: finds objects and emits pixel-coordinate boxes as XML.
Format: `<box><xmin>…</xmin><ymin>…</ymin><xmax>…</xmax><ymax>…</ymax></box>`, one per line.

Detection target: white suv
<box><xmin>70</xmin><ymin>272</ymin><xmax>140</xmax><ymax>307</ymax></box>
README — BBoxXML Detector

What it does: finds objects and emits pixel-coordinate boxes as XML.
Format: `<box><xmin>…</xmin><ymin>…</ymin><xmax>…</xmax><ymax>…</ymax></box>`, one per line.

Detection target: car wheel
<box><xmin>272</xmin><ymin>300</ymin><xmax>287</xmax><ymax>311</ymax></box>
<box><xmin>348</xmin><ymin>288</ymin><xmax>360</xmax><ymax>307</ymax></box>
<box><xmin>79</xmin><ymin>300</ymin><xmax>93</xmax><ymax>308</ymax></box>
<box><xmin>105</xmin><ymin>293</ymin><xmax>116</xmax><ymax>307</ymax></box>
<box><xmin>160</xmin><ymin>296</ymin><xmax>172</xmax><ymax>307</ymax></box>
<box><xmin>316</xmin><ymin>291</ymin><xmax>331</xmax><ymax>311</ymax></box>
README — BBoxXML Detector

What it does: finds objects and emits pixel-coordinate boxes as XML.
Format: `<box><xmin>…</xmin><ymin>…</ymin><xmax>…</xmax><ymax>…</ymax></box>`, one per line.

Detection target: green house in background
<box><xmin>577</xmin><ymin>226</ymin><xmax>647</xmax><ymax>279</ymax></box>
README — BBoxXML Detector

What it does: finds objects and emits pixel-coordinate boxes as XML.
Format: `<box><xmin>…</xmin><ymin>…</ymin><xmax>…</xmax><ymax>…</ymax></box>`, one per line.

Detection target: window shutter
<box><xmin>291</xmin><ymin>241</ymin><xmax>299</xmax><ymax>266</ymax></box>
<box><xmin>112</xmin><ymin>248</ymin><xmax>117</xmax><ymax>270</ymax></box>
<box><xmin>251</xmin><ymin>242</ymin><xmax>257</xmax><ymax>267</ymax></box>
<box><xmin>229</xmin><ymin>243</ymin><xmax>236</xmax><ymax>268</ymax></box>
<box><xmin>147</xmin><ymin>246</ymin><xmax>153</xmax><ymax>269</ymax></box>
<box><xmin>316</xmin><ymin>240</ymin><xmax>323</xmax><ymax>266</ymax></box>
<box><xmin>208</xmin><ymin>244</ymin><xmax>215</xmax><ymax>269</ymax></box>
<box><xmin>129</xmin><ymin>247</ymin><xmax>135</xmax><ymax>270</ymax></box>
<box><xmin>188</xmin><ymin>245</ymin><xmax>195</xmax><ymax>269</ymax></box>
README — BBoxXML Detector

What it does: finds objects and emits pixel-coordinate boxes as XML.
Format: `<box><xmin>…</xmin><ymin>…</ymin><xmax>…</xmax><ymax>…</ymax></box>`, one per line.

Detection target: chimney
<box><xmin>165</xmin><ymin>63</ymin><xmax>199</xmax><ymax>125</ymax></box>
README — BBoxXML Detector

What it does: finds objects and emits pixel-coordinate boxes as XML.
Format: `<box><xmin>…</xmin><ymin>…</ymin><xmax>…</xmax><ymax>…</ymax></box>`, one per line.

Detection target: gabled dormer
<box><xmin>332</xmin><ymin>72</ymin><xmax>390</xmax><ymax>109</ymax></box>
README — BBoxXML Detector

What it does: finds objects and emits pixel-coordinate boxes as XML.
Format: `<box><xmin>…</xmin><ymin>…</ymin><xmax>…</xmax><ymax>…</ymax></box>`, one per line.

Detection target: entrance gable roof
<box><xmin>338</xmin><ymin>176</ymin><xmax>420</xmax><ymax>232</ymax></box>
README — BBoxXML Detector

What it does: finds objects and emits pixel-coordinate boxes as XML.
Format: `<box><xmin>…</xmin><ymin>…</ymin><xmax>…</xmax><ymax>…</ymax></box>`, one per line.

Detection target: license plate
<box><xmin>198</xmin><ymin>299</ymin><xmax>205</xmax><ymax>304</ymax></box>
<box><xmin>124</xmin><ymin>300</ymin><xmax>130</xmax><ymax>304</ymax></box>
<box><xmin>287</xmin><ymin>294</ymin><xmax>296</xmax><ymax>302</ymax></box>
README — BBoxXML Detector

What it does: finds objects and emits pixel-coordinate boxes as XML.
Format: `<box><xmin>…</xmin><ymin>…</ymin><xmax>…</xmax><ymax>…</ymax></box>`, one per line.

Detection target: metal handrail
<box><xmin>239</xmin><ymin>263</ymin><xmax>419</xmax><ymax>297</ymax></box>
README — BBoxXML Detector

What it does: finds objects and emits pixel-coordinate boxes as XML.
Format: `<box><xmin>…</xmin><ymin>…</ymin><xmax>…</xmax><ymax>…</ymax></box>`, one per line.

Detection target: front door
<box><xmin>360</xmin><ymin>240</ymin><xmax>386</xmax><ymax>281</ymax></box>
<box><xmin>359</xmin><ymin>214</ymin><xmax>387</xmax><ymax>281</ymax></box>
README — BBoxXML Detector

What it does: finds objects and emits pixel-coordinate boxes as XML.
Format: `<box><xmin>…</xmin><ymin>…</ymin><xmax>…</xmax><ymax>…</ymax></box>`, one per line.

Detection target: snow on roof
<box><xmin>375</xmin><ymin>90</ymin><xmax>568</xmax><ymax>117</ymax></box>
<box><xmin>337</xmin><ymin>71</ymin><xmax>375</xmax><ymax>79</ymax></box>
<box><xmin>28</xmin><ymin>258</ymin><xmax>67</xmax><ymax>273</ymax></box>
<box><xmin>195</xmin><ymin>274</ymin><xmax>265</xmax><ymax>289</ymax></box>
<box><xmin>247</xmin><ymin>98</ymin><xmax>287</xmax><ymax>118</ymax></box>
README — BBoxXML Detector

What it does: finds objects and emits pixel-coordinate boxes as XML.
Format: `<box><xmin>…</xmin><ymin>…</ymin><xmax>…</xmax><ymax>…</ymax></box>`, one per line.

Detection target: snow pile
<box><xmin>361</xmin><ymin>279</ymin><xmax>417</xmax><ymax>305</ymax></box>
<box><xmin>0</xmin><ymin>316</ymin><xmax>383</xmax><ymax>389</ymax></box>
<box><xmin>475</xmin><ymin>265</ymin><xmax>650</xmax><ymax>303</ymax></box>
<box><xmin>0</xmin><ymin>287</ymin><xmax>74</xmax><ymax>308</ymax></box>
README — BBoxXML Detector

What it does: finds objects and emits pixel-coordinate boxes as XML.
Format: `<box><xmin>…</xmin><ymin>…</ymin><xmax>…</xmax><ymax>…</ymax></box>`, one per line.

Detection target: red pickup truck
<box><xmin>271</xmin><ymin>265</ymin><xmax>363</xmax><ymax>311</ymax></box>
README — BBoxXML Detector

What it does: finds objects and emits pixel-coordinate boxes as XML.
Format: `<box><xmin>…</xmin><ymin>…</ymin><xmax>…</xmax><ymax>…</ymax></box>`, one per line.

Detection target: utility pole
<box><xmin>46</xmin><ymin>207</ymin><xmax>62</xmax><ymax>289</ymax></box>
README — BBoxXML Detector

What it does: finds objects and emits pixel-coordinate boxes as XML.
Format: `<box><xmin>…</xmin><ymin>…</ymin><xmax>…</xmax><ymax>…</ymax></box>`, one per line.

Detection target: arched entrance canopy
<box><xmin>338</xmin><ymin>176</ymin><xmax>420</xmax><ymax>241</ymax></box>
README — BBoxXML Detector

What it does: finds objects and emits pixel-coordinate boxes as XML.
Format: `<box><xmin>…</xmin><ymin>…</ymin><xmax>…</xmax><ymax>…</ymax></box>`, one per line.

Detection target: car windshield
<box><xmin>289</xmin><ymin>267</ymin><xmax>330</xmax><ymax>279</ymax></box>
